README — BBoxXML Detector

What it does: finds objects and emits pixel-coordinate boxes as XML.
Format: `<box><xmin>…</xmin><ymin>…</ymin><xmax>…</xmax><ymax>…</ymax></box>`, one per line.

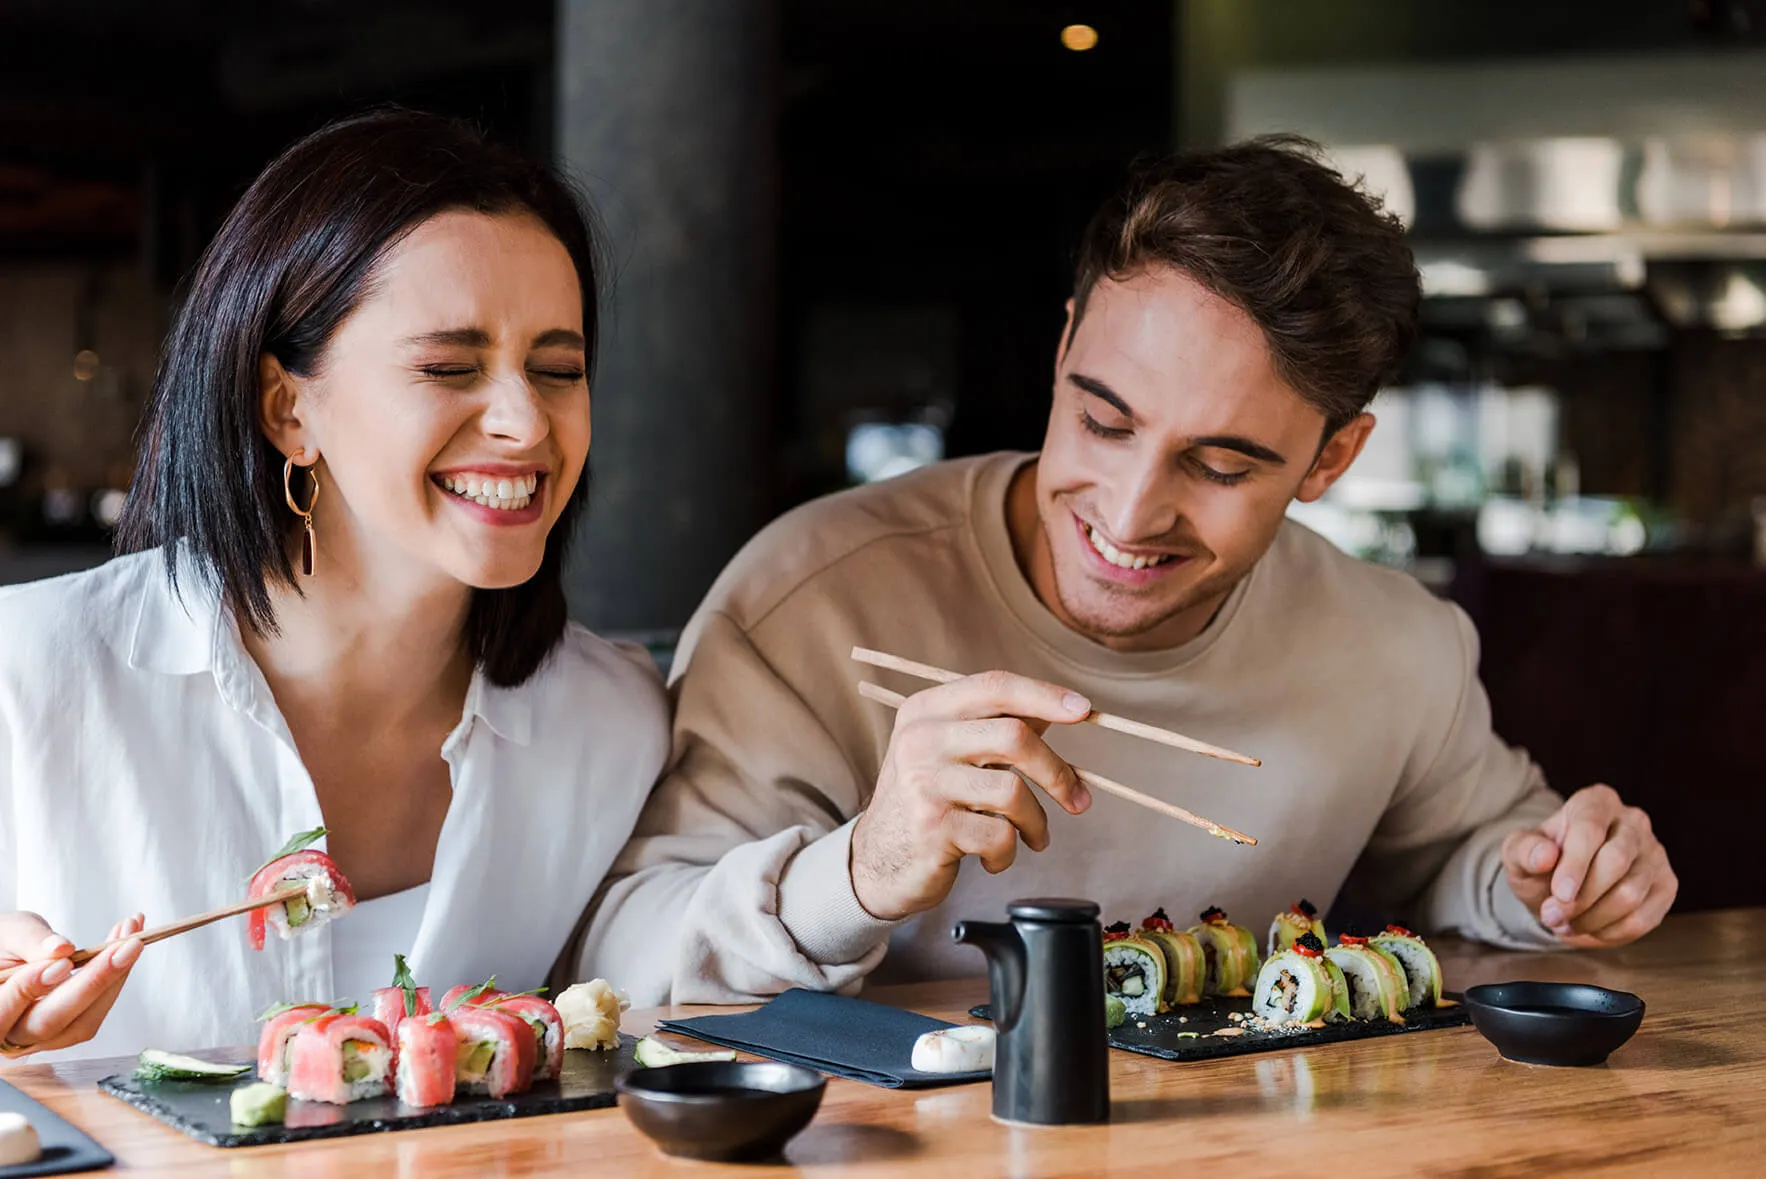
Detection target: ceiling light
<box><xmin>1061</xmin><ymin>24</ymin><xmax>1098</xmax><ymax>52</ymax></box>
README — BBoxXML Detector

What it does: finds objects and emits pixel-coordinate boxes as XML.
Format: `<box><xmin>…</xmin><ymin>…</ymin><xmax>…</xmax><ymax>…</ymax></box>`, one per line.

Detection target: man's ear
<box><xmin>259</xmin><ymin>353</ymin><xmax>315</xmax><ymax>463</ymax></box>
<box><xmin>1294</xmin><ymin>413</ymin><xmax>1376</xmax><ymax>504</ymax></box>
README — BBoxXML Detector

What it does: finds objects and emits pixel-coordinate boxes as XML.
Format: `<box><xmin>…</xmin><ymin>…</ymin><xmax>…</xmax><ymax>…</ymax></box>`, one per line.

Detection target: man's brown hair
<box><xmin>1070</xmin><ymin>135</ymin><xmax>1421</xmax><ymax>434</ymax></box>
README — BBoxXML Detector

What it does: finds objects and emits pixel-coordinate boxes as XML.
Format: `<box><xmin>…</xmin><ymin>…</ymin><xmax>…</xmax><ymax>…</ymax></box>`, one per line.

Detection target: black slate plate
<box><xmin>95</xmin><ymin>1035</ymin><xmax>638</xmax><ymax>1147</ymax></box>
<box><xmin>971</xmin><ymin>994</ymin><xmax>1470</xmax><ymax>1062</ymax></box>
<box><xmin>0</xmin><ymin>1077</ymin><xmax>114</xmax><ymax>1177</ymax></box>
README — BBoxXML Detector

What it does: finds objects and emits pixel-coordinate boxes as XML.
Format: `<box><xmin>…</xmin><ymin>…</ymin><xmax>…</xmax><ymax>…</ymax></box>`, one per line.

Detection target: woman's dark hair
<box><xmin>1070</xmin><ymin>135</ymin><xmax>1421</xmax><ymax>436</ymax></box>
<box><xmin>117</xmin><ymin>108</ymin><xmax>603</xmax><ymax>687</ymax></box>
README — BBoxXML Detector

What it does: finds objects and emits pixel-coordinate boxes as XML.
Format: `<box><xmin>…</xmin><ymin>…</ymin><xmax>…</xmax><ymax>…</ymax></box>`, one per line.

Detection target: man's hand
<box><xmin>1501</xmin><ymin>784</ymin><xmax>1676</xmax><ymax>948</ymax></box>
<box><xmin>850</xmin><ymin>671</ymin><xmax>1095</xmax><ymax>921</ymax></box>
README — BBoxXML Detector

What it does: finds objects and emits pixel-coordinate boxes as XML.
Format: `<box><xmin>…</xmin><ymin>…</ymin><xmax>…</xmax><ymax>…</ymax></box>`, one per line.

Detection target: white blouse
<box><xmin>0</xmin><ymin>549</ymin><xmax>671</xmax><ymax>1061</ymax></box>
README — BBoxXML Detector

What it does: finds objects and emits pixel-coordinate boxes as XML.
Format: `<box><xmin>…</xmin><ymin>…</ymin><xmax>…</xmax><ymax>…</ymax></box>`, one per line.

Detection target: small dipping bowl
<box><xmin>1463</xmin><ymin>981</ymin><xmax>1645</xmax><ymax>1067</ymax></box>
<box><xmin>616</xmin><ymin>1061</ymin><xmax>827</xmax><ymax>1161</ymax></box>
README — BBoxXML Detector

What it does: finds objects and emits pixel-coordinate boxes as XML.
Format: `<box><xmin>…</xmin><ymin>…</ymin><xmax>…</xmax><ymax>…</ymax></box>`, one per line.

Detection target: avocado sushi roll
<box><xmin>1370</xmin><ymin>925</ymin><xmax>1445</xmax><ymax>1009</ymax></box>
<box><xmin>1188</xmin><ymin>906</ymin><xmax>1260</xmax><ymax>997</ymax></box>
<box><xmin>1101</xmin><ymin>922</ymin><xmax>1169</xmax><ymax>1016</ymax></box>
<box><xmin>1251</xmin><ymin>932</ymin><xmax>1351</xmax><ymax>1025</ymax></box>
<box><xmin>1326</xmin><ymin>931</ymin><xmax>1410</xmax><ymax>1022</ymax></box>
<box><xmin>1137</xmin><ymin>908</ymin><xmax>1207</xmax><ymax>1006</ymax></box>
<box><xmin>1268</xmin><ymin>898</ymin><xmax>1327</xmax><ymax>957</ymax></box>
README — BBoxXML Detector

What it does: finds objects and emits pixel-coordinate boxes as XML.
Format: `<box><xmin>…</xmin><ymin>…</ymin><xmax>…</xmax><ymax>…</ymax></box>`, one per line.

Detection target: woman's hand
<box><xmin>0</xmin><ymin>911</ymin><xmax>145</xmax><ymax>1058</ymax></box>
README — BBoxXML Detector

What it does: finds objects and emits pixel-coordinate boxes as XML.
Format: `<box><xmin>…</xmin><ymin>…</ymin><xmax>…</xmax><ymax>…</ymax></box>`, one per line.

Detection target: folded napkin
<box><xmin>656</xmin><ymin>988</ymin><xmax>991</xmax><ymax>1089</ymax></box>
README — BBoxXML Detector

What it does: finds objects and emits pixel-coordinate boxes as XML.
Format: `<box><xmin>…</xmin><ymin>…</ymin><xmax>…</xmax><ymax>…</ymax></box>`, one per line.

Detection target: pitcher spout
<box><xmin>953</xmin><ymin>920</ymin><xmax>1027</xmax><ymax>1031</ymax></box>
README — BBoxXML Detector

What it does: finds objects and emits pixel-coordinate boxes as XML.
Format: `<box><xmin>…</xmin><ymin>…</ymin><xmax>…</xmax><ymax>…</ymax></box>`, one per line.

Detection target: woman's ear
<box><xmin>259</xmin><ymin>353</ymin><xmax>314</xmax><ymax>462</ymax></box>
<box><xmin>1294</xmin><ymin>413</ymin><xmax>1376</xmax><ymax>504</ymax></box>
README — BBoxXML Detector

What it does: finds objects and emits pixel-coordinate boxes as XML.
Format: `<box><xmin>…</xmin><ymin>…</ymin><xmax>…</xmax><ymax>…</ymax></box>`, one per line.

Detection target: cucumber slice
<box><xmin>229</xmin><ymin>1082</ymin><xmax>287</xmax><ymax>1127</ymax></box>
<box><xmin>134</xmin><ymin>1050</ymin><xmax>252</xmax><ymax>1083</ymax></box>
<box><xmin>632</xmin><ymin>1037</ymin><xmax>736</xmax><ymax>1068</ymax></box>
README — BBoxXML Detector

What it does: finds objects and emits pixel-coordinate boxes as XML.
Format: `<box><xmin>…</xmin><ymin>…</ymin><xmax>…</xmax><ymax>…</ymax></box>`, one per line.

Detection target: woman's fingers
<box><xmin>0</xmin><ymin>912</ymin><xmax>73</xmax><ymax>968</ymax></box>
<box><xmin>8</xmin><ymin>915</ymin><xmax>145</xmax><ymax>1049</ymax></box>
<box><xmin>0</xmin><ymin>957</ymin><xmax>74</xmax><ymax>1051</ymax></box>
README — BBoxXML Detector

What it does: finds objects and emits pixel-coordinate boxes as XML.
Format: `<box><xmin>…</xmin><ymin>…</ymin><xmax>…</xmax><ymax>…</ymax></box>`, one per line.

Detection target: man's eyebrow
<box><xmin>1069</xmin><ymin>372</ymin><xmax>1136</xmax><ymax>421</ymax></box>
<box><xmin>1191</xmin><ymin>435</ymin><xmax>1288</xmax><ymax>466</ymax></box>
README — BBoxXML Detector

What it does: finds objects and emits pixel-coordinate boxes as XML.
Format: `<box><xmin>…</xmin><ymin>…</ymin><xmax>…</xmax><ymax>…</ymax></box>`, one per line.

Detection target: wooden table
<box><xmin>6</xmin><ymin>909</ymin><xmax>1763</xmax><ymax>1177</ymax></box>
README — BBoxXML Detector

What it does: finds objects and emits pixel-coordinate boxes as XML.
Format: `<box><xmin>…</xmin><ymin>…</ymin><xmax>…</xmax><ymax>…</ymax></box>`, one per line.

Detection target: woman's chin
<box><xmin>447</xmin><ymin>551</ymin><xmax>547</xmax><ymax>592</ymax></box>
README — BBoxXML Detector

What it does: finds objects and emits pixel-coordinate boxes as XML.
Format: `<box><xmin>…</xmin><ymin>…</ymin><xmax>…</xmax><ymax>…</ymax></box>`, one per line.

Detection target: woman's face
<box><xmin>266</xmin><ymin>209</ymin><xmax>591</xmax><ymax>593</ymax></box>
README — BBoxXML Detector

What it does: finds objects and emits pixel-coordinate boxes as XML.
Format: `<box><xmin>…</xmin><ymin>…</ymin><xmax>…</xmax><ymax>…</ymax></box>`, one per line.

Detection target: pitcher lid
<box><xmin>1007</xmin><ymin>898</ymin><xmax>1101</xmax><ymax>923</ymax></box>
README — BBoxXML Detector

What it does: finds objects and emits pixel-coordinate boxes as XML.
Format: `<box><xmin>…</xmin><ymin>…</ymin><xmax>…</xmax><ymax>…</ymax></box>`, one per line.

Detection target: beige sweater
<box><xmin>584</xmin><ymin>452</ymin><xmax>1559</xmax><ymax>1005</ymax></box>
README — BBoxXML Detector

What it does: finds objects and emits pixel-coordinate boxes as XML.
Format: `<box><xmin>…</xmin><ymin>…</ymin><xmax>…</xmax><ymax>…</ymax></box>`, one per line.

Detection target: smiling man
<box><xmin>585</xmin><ymin>138</ymin><xmax>1677</xmax><ymax>1004</ymax></box>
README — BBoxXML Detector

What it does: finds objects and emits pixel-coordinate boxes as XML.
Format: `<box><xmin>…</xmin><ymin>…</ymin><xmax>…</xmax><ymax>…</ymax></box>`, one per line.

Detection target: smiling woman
<box><xmin>0</xmin><ymin>111</ymin><xmax>670</xmax><ymax>1061</ymax></box>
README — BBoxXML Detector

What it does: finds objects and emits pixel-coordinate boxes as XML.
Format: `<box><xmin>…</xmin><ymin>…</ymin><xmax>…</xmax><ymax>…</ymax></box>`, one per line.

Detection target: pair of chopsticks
<box><xmin>0</xmin><ymin>882</ymin><xmax>307</xmax><ymax>986</ymax></box>
<box><xmin>853</xmin><ymin>647</ymin><xmax>1258</xmax><ymax>846</ymax></box>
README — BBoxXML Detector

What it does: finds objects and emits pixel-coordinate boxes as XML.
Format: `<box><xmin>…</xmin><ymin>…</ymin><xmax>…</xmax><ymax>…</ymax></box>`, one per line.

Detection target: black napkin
<box><xmin>656</xmin><ymin>988</ymin><xmax>991</xmax><ymax>1089</ymax></box>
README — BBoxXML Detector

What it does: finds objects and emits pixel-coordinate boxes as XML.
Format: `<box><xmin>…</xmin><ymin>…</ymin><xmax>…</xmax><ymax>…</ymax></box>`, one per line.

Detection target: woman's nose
<box><xmin>480</xmin><ymin>374</ymin><xmax>550</xmax><ymax>445</ymax></box>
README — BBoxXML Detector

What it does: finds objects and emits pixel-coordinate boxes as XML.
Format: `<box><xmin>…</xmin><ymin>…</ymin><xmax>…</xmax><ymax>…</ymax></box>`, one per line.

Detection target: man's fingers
<box><xmin>1548</xmin><ymin>796</ymin><xmax>1616</xmax><ymax>908</ymax></box>
<box><xmin>1550</xmin><ymin>828</ymin><xmax>1642</xmax><ymax>926</ymax></box>
<box><xmin>938</xmin><ymin>765</ymin><xmax>1050</xmax><ymax>853</ymax></box>
<box><xmin>1501</xmin><ymin>829</ymin><xmax>1560</xmax><ymax>908</ymax></box>
<box><xmin>941</xmin><ymin>717</ymin><xmax>1091</xmax><ymax>814</ymax></box>
<box><xmin>1574</xmin><ymin>859</ymin><xmax>1677</xmax><ymax>943</ymax></box>
<box><xmin>944</xmin><ymin>810</ymin><xmax>1019</xmax><ymax>875</ymax></box>
<box><xmin>908</xmin><ymin>670</ymin><xmax>1092</xmax><ymax>728</ymax></box>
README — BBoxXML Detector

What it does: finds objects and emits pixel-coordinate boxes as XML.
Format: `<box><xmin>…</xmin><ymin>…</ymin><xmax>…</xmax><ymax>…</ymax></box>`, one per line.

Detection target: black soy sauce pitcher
<box><xmin>954</xmin><ymin>897</ymin><xmax>1109</xmax><ymax>1126</ymax></box>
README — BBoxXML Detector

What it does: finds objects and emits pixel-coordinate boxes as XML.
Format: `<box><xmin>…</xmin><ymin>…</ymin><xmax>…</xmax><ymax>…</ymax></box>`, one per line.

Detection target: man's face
<box><xmin>1024</xmin><ymin>265</ymin><xmax>1372</xmax><ymax>651</ymax></box>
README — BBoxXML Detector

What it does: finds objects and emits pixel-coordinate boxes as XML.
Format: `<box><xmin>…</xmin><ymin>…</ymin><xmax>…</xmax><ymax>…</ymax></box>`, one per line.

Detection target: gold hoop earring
<box><xmin>283</xmin><ymin>456</ymin><xmax>321</xmax><ymax>577</ymax></box>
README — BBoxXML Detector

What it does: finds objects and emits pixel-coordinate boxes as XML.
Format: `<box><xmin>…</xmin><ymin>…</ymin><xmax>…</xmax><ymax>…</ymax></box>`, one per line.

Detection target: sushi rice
<box><xmin>1101</xmin><ymin>925</ymin><xmax>1168</xmax><ymax>1017</ymax></box>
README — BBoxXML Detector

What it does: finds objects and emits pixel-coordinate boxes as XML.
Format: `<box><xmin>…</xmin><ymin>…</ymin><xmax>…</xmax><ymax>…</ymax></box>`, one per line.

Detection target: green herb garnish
<box><xmin>392</xmin><ymin>953</ymin><xmax>420</xmax><ymax>1019</ymax></box>
<box><xmin>250</xmin><ymin>827</ymin><xmax>328</xmax><ymax>880</ymax></box>
<box><xmin>444</xmin><ymin>976</ymin><xmax>498</xmax><ymax>1013</ymax></box>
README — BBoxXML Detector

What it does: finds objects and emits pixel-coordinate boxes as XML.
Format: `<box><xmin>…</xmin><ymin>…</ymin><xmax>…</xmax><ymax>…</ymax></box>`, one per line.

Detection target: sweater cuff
<box><xmin>1491</xmin><ymin>871</ymin><xmax>1560</xmax><ymax>949</ymax></box>
<box><xmin>776</xmin><ymin>819</ymin><xmax>901</xmax><ymax>966</ymax></box>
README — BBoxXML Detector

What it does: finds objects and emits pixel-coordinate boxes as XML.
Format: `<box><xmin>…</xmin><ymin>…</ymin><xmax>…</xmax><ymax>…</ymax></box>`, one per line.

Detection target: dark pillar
<box><xmin>556</xmin><ymin>0</ymin><xmax>776</xmax><ymax>632</ymax></box>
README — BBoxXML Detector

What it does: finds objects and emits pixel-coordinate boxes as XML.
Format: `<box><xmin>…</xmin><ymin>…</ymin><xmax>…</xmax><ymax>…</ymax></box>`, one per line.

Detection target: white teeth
<box><xmin>496</xmin><ymin>479</ymin><xmax>514</xmax><ymax>498</ymax></box>
<box><xmin>438</xmin><ymin>473</ymin><xmax>540</xmax><ymax>511</ymax></box>
<box><xmin>1086</xmin><ymin>525</ymin><xmax>1171</xmax><ymax>571</ymax></box>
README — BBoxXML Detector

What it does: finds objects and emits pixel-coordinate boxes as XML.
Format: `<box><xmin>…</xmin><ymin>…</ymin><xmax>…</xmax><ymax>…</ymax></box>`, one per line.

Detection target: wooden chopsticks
<box><xmin>852</xmin><ymin>647</ymin><xmax>1261</xmax><ymax>767</ymax></box>
<box><xmin>852</xmin><ymin>656</ymin><xmax>1258</xmax><ymax>846</ymax></box>
<box><xmin>0</xmin><ymin>882</ymin><xmax>308</xmax><ymax>986</ymax></box>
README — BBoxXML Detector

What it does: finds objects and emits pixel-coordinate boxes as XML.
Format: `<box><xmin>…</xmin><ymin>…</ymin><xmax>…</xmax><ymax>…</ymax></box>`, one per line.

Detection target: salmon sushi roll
<box><xmin>450</xmin><ymin>1007</ymin><xmax>536</xmax><ymax>1098</ymax></box>
<box><xmin>371</xmin><ymin>954</ymin><xmax>433</xmax><ymax>1039</ymax></box>
<box><xmin>256</xmin><ymin>1003</ymin><xmax>331</xmax><ymax>1088</ymax></box>
<box><xmin>483</xmin><ymin>995</ymin><xmax>565</xmax><ymax>1083</ymax></box>
<box><xmin>286</xmin><ymin>1013</ymin><xmax>393</xmax><ymax>1104</ymax></box>
<box><xmin>395</xmin><ymin>1016</ymin><xmax>457</xmax><ymax>1108</ymax></box>
<box><xmin>247</xmin><ymin>849</ymin><xmax>356</xmax><ymax>951</ymax></box>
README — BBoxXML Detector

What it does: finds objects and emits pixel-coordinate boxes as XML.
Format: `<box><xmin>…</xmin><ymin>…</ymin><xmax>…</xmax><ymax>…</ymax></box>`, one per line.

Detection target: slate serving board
<box><xmin>96</xmin><ymin>1035</ymin><xmax>638</xmax><ymax>1148</ymax></box>
<box><xmin>971</xmin><ymin>994</ymin><xmax>1470</xmax><ymax>1063</ymax></box>
<box><xmin>0</xmin><ymin>1077</ymin><xmax>114</xmax><ymax>1177</ymax></box>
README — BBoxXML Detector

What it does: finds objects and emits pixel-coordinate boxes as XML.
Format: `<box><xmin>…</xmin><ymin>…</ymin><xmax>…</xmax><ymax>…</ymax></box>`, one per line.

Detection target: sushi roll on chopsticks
<box><xmin>1135</xmin><ymin>908</ymin><xmax>1207</xmax><ymax>1007</ymax></box>
<box><xmin>371</xmin><ymin>954</ymin><xmax>433</xmax><ymax>1038</ymax></box>
<box><xmin>450</xmin><ymin>1007</ymin><xmax>536</xmax><ymax>1098</ymax></box>
<box><xmin>1251</xmin><ymin>932</ymin><xmax>1350</xmax><ymax>1026</ymax></box>
<box><xmin>246</xmin><ymin>828</ymin><xmax>356</xmax><ymax>951</ymax></box>
<box><xmin>1371</xmin><ymin>925</ymin><xmax>1445</xmax><ymax>1009</ymax></box>
<box><xmin>1268</xmin><ymin>898</ymin><xmax>1327</xmax><ymax>957</ymax></box>
<box><xmin>395</xmin><ymin>1015</ymin><xmax>457</xmax><ymax>1108</ymax></box>
<box><xmin>286</xmin><ymin>1012</ymin><xmax>394</xmax><ymax>1104</ymax></box>
<box><xmin>256</xmin><ymin>1002</ymin><xmax>334</xmax><ymax>1088</ymax></box>
<box><xmin>1101</xmin><ymin>922</ymin><xmax>1168</xmax><ymax>1016</ymax></box>
<box><xmin>1325</xmin><ymin>931</ymin><xmax>1410</xmax><ymax>1022</ymax></box>
<box><xmin>1188</xmin><ymin>906</ymin><xmax>1260</xmax><ymax>997</ymax></box>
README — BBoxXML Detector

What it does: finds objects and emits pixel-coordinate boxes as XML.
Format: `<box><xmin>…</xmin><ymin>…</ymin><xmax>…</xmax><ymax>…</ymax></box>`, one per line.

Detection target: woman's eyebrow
<box><xmin>400</xmin><ymin>328</ymin><xmax>491</xmax><ymax>348</ymax></box>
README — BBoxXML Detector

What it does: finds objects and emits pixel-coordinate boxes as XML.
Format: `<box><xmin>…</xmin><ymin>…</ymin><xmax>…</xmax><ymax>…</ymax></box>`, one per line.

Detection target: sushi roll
<box><xmin>1325</xmin><ymin>932</ymin><xmax>1410</xmax><ymax>1022</ymax></box>
<box><xmin>1101</xmin><ymin>922</ymin><xmax>1168</xmax><ymax>1017</ymax></box>
<box><xmin>1251</xmin><ymin>932</ymin><xmax>1351</xmax><ymax>1026</ymax></box>
<box><xmin>1136</xmin><ymin>909</ymin><xmax>1207</xmax><ymax>1007</ymax></box>
<box><xmin>441</xmin><ymin>981</ymin><xmax>507</xmax><ymax>1011</ymax></box>
<box><xmin>396</xmin><ymin>1015</ymin><xmax>458</xmax><ymax>1108</ymax></box>
<box><xmin>483</xmin><ymin>994</ymin><xmax>565</xmax><ymax>1083</ymax></box>
<box><xmin>246</xmin><ymin>831</ymin><xmax>356</xmax><ymax>951</ymax></box>
<box><xmin>1370</xmin><ymin>925</ymin><xmax>1444</xmax><ymax>1009</ymax></box>
<box><xmin>255</xmin><ymin>1003</ymin><xmax>333</xmax><ymax>1088</ymax></box>
<box><xmin>1267</xmin><ymin>898</ymin><xmax>1327</xmax><ymax>958</ymax></box>
<box><xmin>286</xmin><ymin>1013</ymin><xmax>393</xmax><ymax>1105</ymax></box>
<box><xmin>450</xmin><ymin>1007</ymin><xmax>537</xmax><ymax>1098</ymax></box>
<box><xmin>371</xmin><ymin>954</ymin><xmax>433</xmax><ymax>1039</ymax></box>
<box><xmin>1188</xmin><ymin>906</ymin><xmax>1261</xmax><ymax>998</ymax></box>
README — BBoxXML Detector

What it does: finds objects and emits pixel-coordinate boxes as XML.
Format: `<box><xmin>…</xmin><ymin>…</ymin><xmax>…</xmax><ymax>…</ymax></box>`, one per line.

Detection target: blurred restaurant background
<box><xmin>1</xmin><ymin>1</ymin><xmax>1762</xmax><ymax>906</ymax></box>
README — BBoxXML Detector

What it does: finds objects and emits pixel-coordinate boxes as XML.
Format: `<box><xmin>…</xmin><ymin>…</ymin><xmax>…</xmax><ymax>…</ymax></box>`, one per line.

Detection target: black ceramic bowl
<box><xmin>615</xmin><ymin>1061</ymin><xmax>827</xmax><ymax>1161</ymax></box>
<box><xmin>1463</xmin><ymin>981</ymin><xmax>1645</xmax><ymax>1067</ymax></box>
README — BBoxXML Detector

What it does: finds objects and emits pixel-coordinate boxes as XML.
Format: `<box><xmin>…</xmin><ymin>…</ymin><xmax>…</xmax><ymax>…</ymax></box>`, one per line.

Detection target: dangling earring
<box><xmin>283</xmin><ymin>456</ymin><xmax>321</xmax><ymax>577</ymax></box>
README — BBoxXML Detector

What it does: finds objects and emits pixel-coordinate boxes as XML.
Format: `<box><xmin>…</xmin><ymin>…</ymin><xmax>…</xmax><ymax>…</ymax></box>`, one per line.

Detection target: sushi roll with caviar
<box><xmin>1268</xmin><ymin>899</ymin><xmax>1327</xmax><ymax>957</ymax></box>
<box><xmin>1101</xmin><ymin>922</ymin><xmax>1168</xmax><ymax>1016</ymax></box>
<box><xmin>450</xmin><ymin>1007</ymin><xmax>537</xmax><ymax>1098</ymax></box>
<box><xmin>1370</xmin><ymin>925</ymin><xmax>1445</xmax><ymax>1009</ymax></box>
<box><xmin>396</xmin><ymin>1015</ymin><xmax>458</xmax><ymax>1108</ymax></box>
<box><xmin>1326</xmin><ymin>931</ymin><xmax>1411</xmax><ymax>1022</ymax></box>
<box><xmin>1188</xmin><ymin>906</ymin><xmax>1260</xmax><ymax>997</ymax></box>
<box><xmin>246</xmin><ymin>829</ymin><xmax>356</xmax><ymax>951</ymax></box>
<box><xmin>483</xmin><ymin>994</ymin><xmax>565</xmax><ymax>1083</ymax></box>
<box><xmin>1136</xmin><ymin>909</ymin><xmax>1207</xmax><ymax>1007</ymax></box>
<box><xmin>255</xmin><ymin>1003</ymin><xmax>333</xmax><ymax>1087</ymax></box>
<box><xmin>371</xmin><ymin>954</ymin><xmax>433</xmax><ymax>1041</ymax></box>
<box><xmin>1251</xmin><ymin>932</ymin><xmax>1351</xmax><ymax>1026</ymax></box>
<box><xmin>286</xmin><ymin>1012</ymin><xmax>394</xmax><ymax>1104</ymax></box>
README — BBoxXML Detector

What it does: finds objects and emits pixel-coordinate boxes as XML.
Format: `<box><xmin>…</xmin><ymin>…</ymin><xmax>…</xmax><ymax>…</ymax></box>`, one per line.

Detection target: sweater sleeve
<box><xmin>1343</xmin><ymin>604</ymin><xmax>1563</xmax><ymax>949</ymax></box>
<box><xmin>578</xmin><ymin>609</ymin><xmax>899</xmax><ymax>1006</ymax></box>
